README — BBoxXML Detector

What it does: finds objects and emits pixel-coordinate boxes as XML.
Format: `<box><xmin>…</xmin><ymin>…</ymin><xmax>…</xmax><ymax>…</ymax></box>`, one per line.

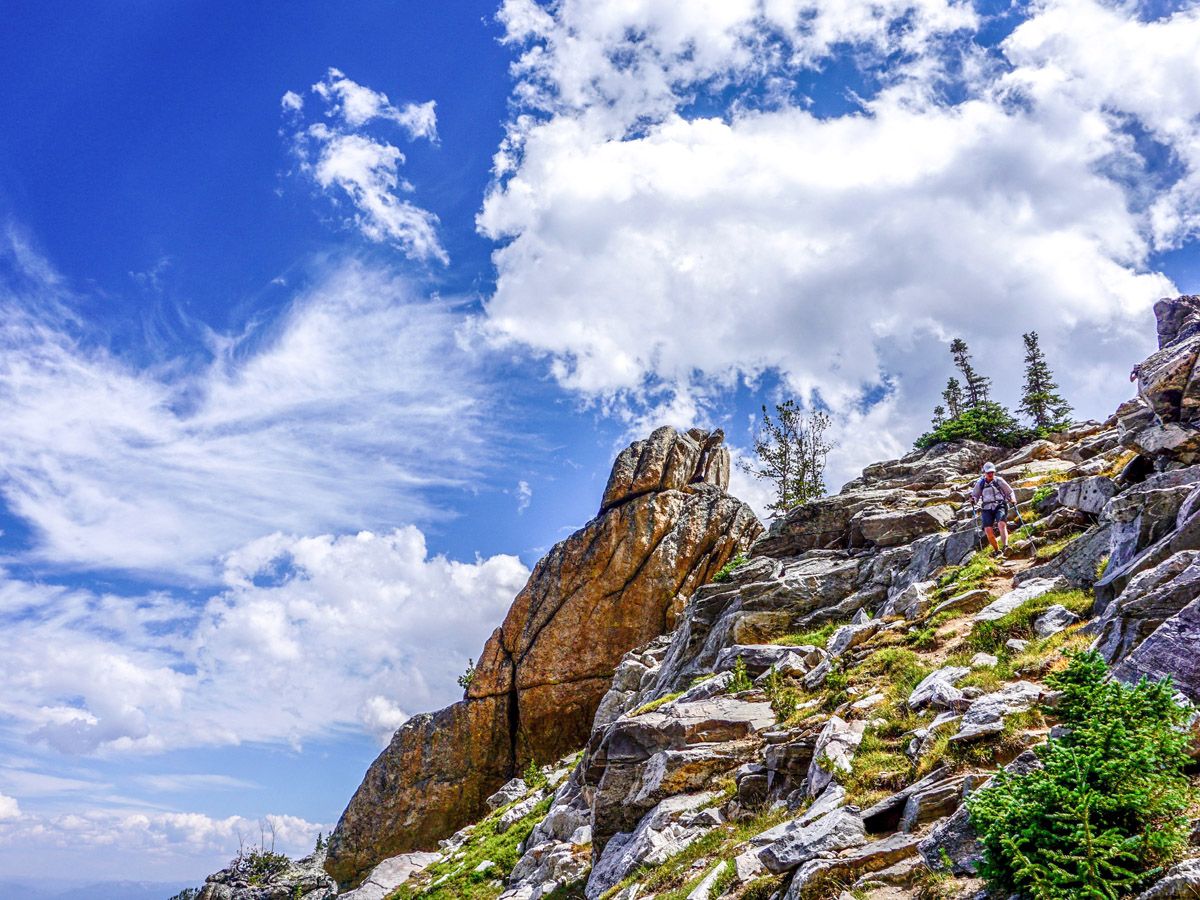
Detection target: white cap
<box><xmin>982</xmin><ymin>462</ymin><xmax>996</xmax><ymax>473</ymax></box>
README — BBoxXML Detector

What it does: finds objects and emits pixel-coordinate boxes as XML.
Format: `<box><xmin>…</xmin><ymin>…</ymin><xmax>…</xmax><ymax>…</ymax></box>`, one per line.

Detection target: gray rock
<box><xmin>975</xmin><ymin>578</ymin><xmax>1068</xmax><ymax>622</ymax></box>
<box><xmin>807</xmin><ymin>716</ymin><xmax>866</xmax><ymax>798</ymax></box>
<box><xmin>929</xmin><ymin>589</ymin><xmax>993</xmax><ymax>619</ymax></box>
<box><xmin>927</xmin><ymin>679</ymin><xmax>969</xmax><ymax>712</ymax></box>
<box><xmin>1136</xmin><ymin>857</ymin><xmax>1200</xmax><ymax>899</ymax></box>
<box><xmin>784</xmin><ymin>832</ymin><xmax>922</xmax><ymax>898</ymax></box>
<box><xmin>907</xmin><ymin>667</ymin><xmax>970</xmax><ymax>709</ymax></box>
<box><xmin>971</xmin><ymin>653</ymin><xmax>999</xmax><ymax>668</ymax></box>
<box><xmin>951</xmin><ymin>681</ymin><xmax>1045</xmax><ymax>742</ymax></box>
<box><xmin>1016</xmin><ymin>523</ymin><xmax>1113</xmax><ymax>588</ymax></box>
<box><xmin>1032</xmin><ymin>604</ymin><xmax>1081</xmax><ymax>638</ymax></box>
<box><xmin>886</xmin><ymin>579</ymin><xmax>937</xmax><ymax>620</ymax></box>
<box><xmin>486</xmin><ymin>778</ymin><xmax>529</xmax><ymax>811</ymax></box>
<box><xmin>857</xmin><ymin>505</ymin><xmax>955</xmax><ymax>547</ymax></box>
<box><xmin>674</xmin><ymin>671</ymin><xmax>735</xmax><ymax>704</ymax></box>
<box><xmin>715</xmin><ymin>644</ymin><xmax>811</xmax><ymax>677</ymax></box>
<box><xmin>827</xmin><ymin>619</ymin><xmax>883</xmax><ymax>658</ymax></box>
<box><xmin>1093</xmin><ymin>550</ymin><xmax>1200</xmax><ymax>665</ymax></box>
<box><xmin>859</xmin><ymin>766</ymin><xmax>952</xmax><ymax>834</ymax></box>
<box><xmin>899</xmin><ymin>775</ymin><xmax>974</xmax><ymax>832</ymax></box>
<box><xmin>759</xmin><ymin>809</ymin><xmax>868</xmax><ymax>873</ymax></box>
<box><xmin>1113</xmin><ymin>595</ymin><xmax>1200</xmax><ymax>704</ymax></box>
<box><xmin>198</xmin><ymin>851</ymin><xmax>338</xmax><ymax>900</ymax></box>
<box><xmin>586</xmin><ymin>793</ymin><xmax>718</xmax><ymax>899</ymax></box>
<box><xmin>1055</xmin><ymin>475</ymin><xmax>1118</xmax><ymax>515</ymax></box>
<box><xmin>1005</xmin><ymin>639</ymin><xmax>1030</xmax><ymax>653</ymax></box>
<box><xmin>340</xmin><ymin>852</ymin><xmax>441</xmax><ymax>900</ymax></box>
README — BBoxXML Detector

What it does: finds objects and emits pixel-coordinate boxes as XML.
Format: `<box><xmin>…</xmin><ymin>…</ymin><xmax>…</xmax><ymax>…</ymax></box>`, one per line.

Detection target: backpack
<box><xmin>977</xmin><ymin>476</ymin><xmax>1008</xmax><ymax>510</ymax></box>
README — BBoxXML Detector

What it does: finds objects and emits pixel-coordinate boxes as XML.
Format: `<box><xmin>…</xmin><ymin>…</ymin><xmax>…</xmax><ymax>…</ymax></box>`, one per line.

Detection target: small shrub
<box><xmin>457</xmin><ymin>658</ymin><xmax>476</xmax><ymax>691</ymax></box>
<box><xmin>729</xmin><ymin>656</ymin><xmax>753</xmax><ymax>693</ymax></box>
<box><xmin>168</xmin><ymin>890</ymin><xmax>201</xmax><ymax>900</ymax></box>
<box><xmin>712</xmin><ymin>553</ymin><xmax>749</xmax><ymax>583</ymax></box>
<box><xmin>523</xmin><ymin>758</ymin><xmax>548</xmax><ymax>790</ymax></box>
<box><xmin>1096</xmin><ymin>554</ymin><xmax>1110</xmax><ymax>580</ymax></box>
<box><xmin>1035</xmin><ymin>531</ymin><xmax>1085</xmax><ymax>561</ymax></box>
<box><xmin>1030</xmin><ymin>484</ymin><xmax>1057</xmax><ymax>506</ymax></box>
<box><xmin>232</xmin><ymin>847</ymin><xmax>291</xmax><ymax>886</ymax></box>
<box><xmin>915</xmin><ymin>402</ymin><xmax>1029</xmax><ymax>450</ymax></box>
<box><xmin>763</xmin><ymin>667</ymin><xmax>799</xmax><ymax>720</ymax></box>
<box><xmin>967</xmin><ymin>652</ymin><xmax>1194</xmax><ymax>899</ymax></box>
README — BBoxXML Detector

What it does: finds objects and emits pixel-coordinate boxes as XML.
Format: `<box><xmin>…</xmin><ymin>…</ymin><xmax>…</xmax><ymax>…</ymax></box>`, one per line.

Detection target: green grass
<box><xmin>629</xmin><ymin>690</ymin><xmax>684</xmax><ymax>716</ymax></box>
<box><xmin>774</xmin><ymin>619</ymin><xmax>844</xmax><ymax>650</ymax></box>
<box><xmin>711</xmin><ymin>553</ymin><xmax>749</xmax><ymax>583</ymax></box>
<box><xmin>936</xmin><ymin>551</ymin><xmax>999</xmax><ymax>599</ymax></box>
<box><xmin>1034</xmin><ymin>531</ymin><xmax>1085</xmax><ymax>560</ymax></box>
<box><xmin>970</xmin><ymin>588</ymin><xmax>1092</xmax><ymax>652</ymax></box>
<box><xmin>850</xmin><ymin>648</ymin><xmax>933</xmax><ymax>705</ymax></box>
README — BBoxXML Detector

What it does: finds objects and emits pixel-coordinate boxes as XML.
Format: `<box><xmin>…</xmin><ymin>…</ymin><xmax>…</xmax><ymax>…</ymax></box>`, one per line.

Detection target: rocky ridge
<box><xmin>370</xmin><ymin>296</ymin><xmax>1200</xmax><ymax>900</ymax></box>
<box><xmin>324</xmin><ymin>428</ymin><xmax>762</xmax><ymax>887</ymax></box>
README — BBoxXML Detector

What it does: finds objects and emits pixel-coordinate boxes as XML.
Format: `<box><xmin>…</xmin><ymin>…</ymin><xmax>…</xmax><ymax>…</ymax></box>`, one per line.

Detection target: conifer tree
<box><xmin>930</xmin><ymin>404</ymin><xmax>947</xmax><ymax>429</ymax></box>
<box><xmin>1018</xmin><ymin>331</ymin><xmax>1073</xmax><ymax>432</ymax></box>
<box><xmin>739</xmin><ymin>400</ymin><xmax>832</xmax><ymax>516</ymax></box>
<box><xmin>941</xmin><ymin>377</ymin><xmax>964</xmax><ymax>418</ymax></box>
<box><xmin>950</xmin><ymin>338</ymin><xmax>991</xmax><ymax>407</ymax></box>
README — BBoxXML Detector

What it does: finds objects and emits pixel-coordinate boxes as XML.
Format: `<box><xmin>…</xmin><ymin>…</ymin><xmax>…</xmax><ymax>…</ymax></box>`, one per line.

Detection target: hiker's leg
<box><xmin>997</xmin><ymin>519</ymin><xmax>1009</xmax><ymax>550</ymax></box>
<box><xmin>984</xmin><ymin>526</ymin><xmax>999</xmax><ymax>551</ymax></box>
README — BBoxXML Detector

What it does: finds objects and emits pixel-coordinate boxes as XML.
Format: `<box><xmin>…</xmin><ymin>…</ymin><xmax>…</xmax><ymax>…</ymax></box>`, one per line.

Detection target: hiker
<box><xmin>971</xmin><ymin>462</ymin><xmax>1017</xmax><ymax>554</ymax></box>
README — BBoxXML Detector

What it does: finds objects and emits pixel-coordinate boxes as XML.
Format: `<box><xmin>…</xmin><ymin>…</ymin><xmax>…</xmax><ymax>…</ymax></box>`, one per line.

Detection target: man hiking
<box><xmin>971</xmin><ymin>462</ymin><xmax>1017</xmax><ymax>555</ymax></box>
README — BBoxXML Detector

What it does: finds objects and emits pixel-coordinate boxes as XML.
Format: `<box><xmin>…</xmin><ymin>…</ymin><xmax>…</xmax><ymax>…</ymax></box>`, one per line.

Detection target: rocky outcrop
<box><xmin>198</xmin><ymin>850</ymin><xmax>337</xmax><ymax>900</ymax></box>
<box><xmin>324</xmin><ymin>427</ymin><xmax>761</xmax><ymax>886</ymax></box>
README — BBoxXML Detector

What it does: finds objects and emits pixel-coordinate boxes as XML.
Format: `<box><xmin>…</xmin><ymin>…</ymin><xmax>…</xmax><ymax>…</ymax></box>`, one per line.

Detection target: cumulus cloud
<box><xmin>0</xmin><ymin>246</ymin><xmax>486</xmax><ymax>577</ymax></box>
<box><xmin>0</xmin><ymin>806</ymin><xmax>324</xmax><ymax>878</ymax></box>
<box><xmin>0</xmin><ymin>793</ymin><xmax>19</xmax><ymax>820</ymax></box>
<box><xmin>0</xmin><ymin>527</ymin><xmax>529</xmax><ymax>755</ymax></box>
<box><xmin>480</xmin><ymin>0</ymin><xmax>1188</xmax><ymax>485</ymax></box>
<box><xmin>287</xmin><ymin>69</ymin><xmax>446</xmax><ymax>263</ymax></box>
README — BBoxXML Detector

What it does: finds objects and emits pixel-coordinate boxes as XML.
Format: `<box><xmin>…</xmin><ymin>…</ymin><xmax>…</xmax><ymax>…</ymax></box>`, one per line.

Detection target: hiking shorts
<box><xmin>981</xmin><ymin>505</ymin><xmax>1008</xmax><ymax>528</ymax></box>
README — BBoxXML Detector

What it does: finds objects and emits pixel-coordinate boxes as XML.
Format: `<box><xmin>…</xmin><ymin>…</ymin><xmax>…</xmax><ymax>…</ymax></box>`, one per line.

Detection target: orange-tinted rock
<box><xmin>324</xmin><ymin>429</ymin><xmax>761</xmax><ymax>887</ymax></box>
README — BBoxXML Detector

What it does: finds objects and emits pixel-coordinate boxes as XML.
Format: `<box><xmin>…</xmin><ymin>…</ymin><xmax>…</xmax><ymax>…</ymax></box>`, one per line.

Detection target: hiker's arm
<box><xmin>1001</xmin><ymin>478</ymin><xmax>1017</xmax><ymax>502</ymax></box>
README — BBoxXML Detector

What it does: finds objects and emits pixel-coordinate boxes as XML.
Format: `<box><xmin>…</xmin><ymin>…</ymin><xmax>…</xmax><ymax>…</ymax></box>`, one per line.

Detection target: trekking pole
<box><xmin>971</xmin><ymin>503</ymin><xmax>983</xmax><ymax>551</ymax></box>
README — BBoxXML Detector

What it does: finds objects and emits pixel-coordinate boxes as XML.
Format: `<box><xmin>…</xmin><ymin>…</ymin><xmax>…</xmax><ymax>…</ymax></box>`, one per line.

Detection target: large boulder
<box><xmin>325</xmin><ymin>428</ymin><xmax>762</xmax><ymax>887</ymax></box>
<box><xmin>855</xmin><ymin>504</ymin><xmax>954</xmax><ymax>547</ymax></box>
<box><xmin>1113</xmin><ymin>595</ymin><xmax>1200</xmax><ymax>704</ymax></box>
<box><xmin>1133</xmin><ymin>296</ymin><xmax>1200</xmax><ymax>426</ymax></box>
<box><xmin>1093</xmin><ymin>550</ymin><xmax>1200</xmax><ymax>665</ymax></box>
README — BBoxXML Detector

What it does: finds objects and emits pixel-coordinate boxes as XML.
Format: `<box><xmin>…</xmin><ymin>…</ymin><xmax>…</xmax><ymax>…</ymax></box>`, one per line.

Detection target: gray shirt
<box><xmin>971</xmin><ymin>475</ymin><xmax>1016</xmax><ymax>509</ymax></box>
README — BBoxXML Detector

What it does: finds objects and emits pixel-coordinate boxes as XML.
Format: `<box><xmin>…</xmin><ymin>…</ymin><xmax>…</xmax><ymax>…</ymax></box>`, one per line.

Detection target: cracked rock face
<box><xmin>324</xmin><ymin>428</ymin><xmax>762</xmax><ymax>887</ymax></box>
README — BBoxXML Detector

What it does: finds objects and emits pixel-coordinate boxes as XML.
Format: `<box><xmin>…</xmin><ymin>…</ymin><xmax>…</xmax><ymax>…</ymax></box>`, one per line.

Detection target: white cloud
<box><xmin>480</xmin><ymin>0</ymin><xmax>1185</xmax><ymax>477</ymax></box>
<box><xmin>0</xmin><ymin>806</ymin><xmax>324</xmax><ymax>878</ymax></box>
<box><xmin>0</xmin><ymin>250</ymin><xmax>486</xmax><ymax>578</ymax></box>
<box><xmin>312</xmin><ymin>67</ymin><xmax>438</xmax><ymax>140</ymax></box>
<box><xmin>287</xmin><ymin>70</ymin><xmax>446</xmax><ymax>263</ymax></box>
<box><xmin>0</xmin><ymin>527</ymin><xmax>529</xmax><ymax>755</ymax></box>
<box><xmin>0</xmin><ymin>794</ymin><xmax>19</xmax><ymax>820</ymax></box>
<box><xmin>516</xmin><ymin>479</ymin><xmax>532</xmax><ymax>512</ymax></box>
<box><xmin>280</xmin><ymin>90</ymin><xmax>304</xmax><ymax>113</ymax></box>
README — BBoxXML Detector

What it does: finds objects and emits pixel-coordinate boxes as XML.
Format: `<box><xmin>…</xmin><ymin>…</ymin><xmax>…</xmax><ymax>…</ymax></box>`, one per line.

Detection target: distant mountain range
<box><xmin>0</xmin><ymin>879</ymin><xmax>196</xmax><ymax>900</ymax></box>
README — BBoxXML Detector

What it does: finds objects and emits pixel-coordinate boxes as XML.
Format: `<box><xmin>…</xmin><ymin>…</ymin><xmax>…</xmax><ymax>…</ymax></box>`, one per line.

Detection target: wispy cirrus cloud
<box><xmin>0</xmin><ymin>237</ymin><xmax>484</xmax><ymax>578</ymax></box>
<box><xmin>286</xmin><ymin>68</ymin><xmax>446</xmax><ymax>263</ymax></box>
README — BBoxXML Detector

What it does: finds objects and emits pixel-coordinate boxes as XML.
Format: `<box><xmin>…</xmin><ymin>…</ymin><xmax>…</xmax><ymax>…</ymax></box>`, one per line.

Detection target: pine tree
<box><xmin>931</xmin><ymin>404</ymin><xmax>947</xmax><ymax>429</ymax></box>
<box><xmin>942</xmin><ymin>377</ymin><xmax>964</xmax><ymax>418</ymax></box>
<box><xmin>950</xmin><ymin>338</ymin><xmax>991</xmax><ymax>407</ymax></box>
<box><xmin>738</xmin><ymin>400</ymin><xmax>833</xmax><ymax>516</ymax></box>
<box><xmin>1019</xmin><ymin>331</ymin><xmax>1073</xmax><ymax>433</ymax></box>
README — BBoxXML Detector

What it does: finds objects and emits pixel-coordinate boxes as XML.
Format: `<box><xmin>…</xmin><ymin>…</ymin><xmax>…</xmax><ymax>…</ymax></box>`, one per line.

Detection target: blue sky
<box><xmin>2</xmin><ymin>0</ymin><xmax>1199</xmax><ymax>886</ymax></box>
